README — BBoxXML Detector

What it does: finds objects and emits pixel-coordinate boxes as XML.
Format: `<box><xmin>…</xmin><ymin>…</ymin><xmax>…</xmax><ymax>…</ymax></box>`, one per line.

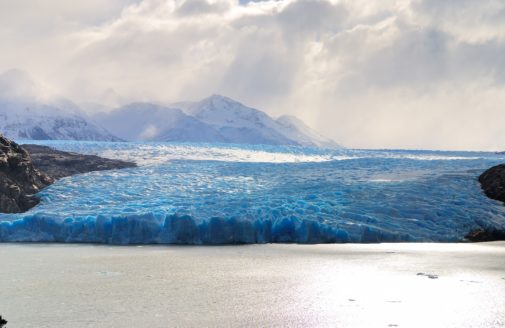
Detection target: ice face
<box><xmin>1</xmin><ymin>141</ymin><xmax>505</xmax><ymax>244</ymax></box>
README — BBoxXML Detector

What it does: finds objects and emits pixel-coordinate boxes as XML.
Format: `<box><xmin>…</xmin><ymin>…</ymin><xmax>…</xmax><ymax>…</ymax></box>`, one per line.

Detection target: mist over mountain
<box><xmin>0</xmin><ymin>69</ymin><xmax>340</xmax><ymax>148</ymax></box>
<box><xmin>0</xmin><ymin>70</ymin><xmax>120</xmax><ymax>141</ymax></box>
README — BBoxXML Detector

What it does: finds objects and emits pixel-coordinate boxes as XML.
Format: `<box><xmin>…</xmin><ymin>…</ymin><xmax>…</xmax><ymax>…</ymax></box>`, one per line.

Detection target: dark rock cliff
<box><xmin>0</xmin><ymin>135</ymin><xmax>54</xmax><ymax>213</ymax></box>
<box><xmin>479</xmin><ymin>164</ymin><xmax>505</xmax><ymax>204</ymax></box>
<box><xmin>1</xmin><ymin>135</ymin><xmax>136</xmax><ymax>214</ymax></box>
<box><xmin>470</xmin><ymin>165</ymin><xmax>505</xmax><ymax>241</ymax></box>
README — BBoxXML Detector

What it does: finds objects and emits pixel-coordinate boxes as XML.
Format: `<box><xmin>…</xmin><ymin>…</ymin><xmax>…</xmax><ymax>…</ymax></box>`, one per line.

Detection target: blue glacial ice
<box><xmin>1</xmin><ymin>140</ymin><xmax>505</xmax><ymax>244</ymax></box>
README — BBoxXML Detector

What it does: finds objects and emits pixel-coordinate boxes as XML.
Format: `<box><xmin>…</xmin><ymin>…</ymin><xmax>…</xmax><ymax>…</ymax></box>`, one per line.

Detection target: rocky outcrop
<box><xmin>0</xmin><ymin>135</ymin><xmax>54</xmax><ymax>213</ymax></box>
<box><xmin>22</xmin><ymin>144</ymin><xmax>136</xmax><ymax>180</ymax></box>
<box><xmin>479</xmin><ymin>164</ymin><xmax>505</xmax><ymax>204</ymax></box>
<box><xmin>1</xmin><ymin>134</ymin><xmax>137</xmax><ymax>214</ymax></box>
<box><xmin>473</xmin><ymin>165</ymin><xmax>505</xmax><ymax>242</ymax></box>
<box><xmin>465</xmin><ymin>227</ymin><xmax>505</xmax><ymax>242</ymax></box>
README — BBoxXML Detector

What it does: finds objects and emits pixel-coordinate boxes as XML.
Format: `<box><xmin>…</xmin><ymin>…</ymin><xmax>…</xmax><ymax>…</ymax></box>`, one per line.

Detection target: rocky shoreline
<box><xmin>464</xmin><ymin>165</ymin><xmax>505</xmax><ymax>242</ymax></box>
<box><xmin>0</xmin><ymin>135</ymin><xmax>136</xmax><ymax>213</ymax></box>
<box><xmin>22</xmin><ymin>144</ymin><xmax>136</xmax><ymax>180</ymax></box>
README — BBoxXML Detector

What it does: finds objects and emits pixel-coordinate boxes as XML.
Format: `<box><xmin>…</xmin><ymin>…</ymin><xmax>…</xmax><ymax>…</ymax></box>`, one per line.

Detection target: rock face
<box><xmin>22</xmin><ymin>144</ymin><xmax>136</xmax><ymax>180</ymax></box>
<box><xmin>473</xmin><ymin>165</ymin><xmax>505</xmax><ymax>242</ymax></box>
<box><xmin>1</xmin><ymin>134</ymin><xmax>137</xmax><ymax>214</ymax></box>
<box><xmin>479</xmin><ymin>164</ymin><xmax>505</xmax><ymax>204</ymax></box>
<box><xmin>0</xmin><ymin>135</ymin><xmax>53</xmax><ymax>213</ymax></box>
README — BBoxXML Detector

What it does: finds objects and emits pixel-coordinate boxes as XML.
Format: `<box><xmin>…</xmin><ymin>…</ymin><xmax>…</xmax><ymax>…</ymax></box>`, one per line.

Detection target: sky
<box><xmin>0</xmin><ymin>0</ymin><xmax>504</xmax><ymax>150</ymax></box>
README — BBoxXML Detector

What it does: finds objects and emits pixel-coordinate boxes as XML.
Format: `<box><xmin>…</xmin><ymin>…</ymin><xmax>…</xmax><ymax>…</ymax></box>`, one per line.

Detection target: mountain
<box><xmin>99</xmin><ymin>95</ymin><xmax>340</xmax><ymax>147</ymax></box>
<box><xmin>178</xmin><ymin>95</ymin><xmax>340</xmax><ymax>147</ymax></box>
<box><xmin>95</xmin><ymin>103</ymin><xmax>226</xmax><ymax>142</ymax></box>
<box><xmin>276</xmin><ymin>115</ymin><xmax>340</xmax><ymax>148</ymax></box>
<box><xmin>0</xmin><ymin>70</ymin><xmax>121</xmax><ymax>141</ymax></box>
<box><xmin>0</xmin><ymin>102</ymin><xmax>121</xmax><ymax>141</ymax></box>
<box><xmin>0</xmin><ymin>69</ymin><xmax>339</xmax><ymax>147</ymax></box>
<box><xmin>181</xmin><ymin>95</ymin><xmax>298</xmax><ymax>146</ymax></box>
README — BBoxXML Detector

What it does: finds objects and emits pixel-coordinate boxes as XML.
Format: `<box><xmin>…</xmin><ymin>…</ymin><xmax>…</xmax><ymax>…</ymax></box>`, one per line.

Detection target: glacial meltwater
<box><xmin>1</xmin><ymin>141</ymin><xmax>505</xmax><ymax>244</ymax></box>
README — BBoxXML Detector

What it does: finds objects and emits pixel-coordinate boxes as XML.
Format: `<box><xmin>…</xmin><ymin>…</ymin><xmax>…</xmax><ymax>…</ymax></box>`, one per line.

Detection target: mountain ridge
<box><xmin>0</xmin><ymin>69</ymin><xmax>340</xmax><ymax>148</ymax></box>
<box><xmin>0</xmin><ymin>70</ymin><xmax>121</xmax><ymax>142</ymax></box>
<box><xmin>96</xmin><ymin>94</ymin><xmax>341</xmax><ymax>148</ymax></box>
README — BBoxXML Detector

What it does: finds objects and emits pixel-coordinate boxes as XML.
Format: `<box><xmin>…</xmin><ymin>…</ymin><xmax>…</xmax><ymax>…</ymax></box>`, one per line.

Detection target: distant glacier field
<box><xmin>2</xmin><ymin>141</ymin><xmax>505</xmax><ymax>244</ymax></box>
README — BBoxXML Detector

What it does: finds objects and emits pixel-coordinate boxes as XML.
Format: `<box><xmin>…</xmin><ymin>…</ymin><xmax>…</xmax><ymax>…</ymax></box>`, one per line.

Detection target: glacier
<box><xmin>1</xmin><ymin>140</ymin><xmax>505</xmax><ymax>244</ymax></box>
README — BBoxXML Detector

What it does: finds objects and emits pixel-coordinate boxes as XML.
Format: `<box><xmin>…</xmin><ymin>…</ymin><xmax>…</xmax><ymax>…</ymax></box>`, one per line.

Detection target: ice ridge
<box><xmin>0</xmin><ymin>213</ymin><xmax>422</xmax><ymax>244</ymax></box>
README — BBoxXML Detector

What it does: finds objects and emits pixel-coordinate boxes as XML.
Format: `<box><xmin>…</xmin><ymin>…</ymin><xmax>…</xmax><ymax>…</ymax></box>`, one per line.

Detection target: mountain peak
<box><xmin>207</xmin><ymin>94</ymin><xmax>235</xmax><ymax>101</ymax></box>
<box><xmin>200</xmin><ymin>94</ymin><xmax>244</xmax><ymax>107</ymax></box>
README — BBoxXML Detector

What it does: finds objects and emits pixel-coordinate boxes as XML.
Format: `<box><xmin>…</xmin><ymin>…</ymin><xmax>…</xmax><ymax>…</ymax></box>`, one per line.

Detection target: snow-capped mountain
<box><xmin>98</xmin><ymin>95</ymin><xmax>340</xmax><ymax>147</ymax></box>
<box><xmin>95</xmin><ymin>103</ymin><xmax>226</xmax><ymax>142</ymax></box>
<box><xmin>0</xmin><ymin>103</ymin><xmax>120</xmax><ymax>141</ymax></box>
<box><xmin>181</xmin><ymin>95</ymin><xmax>297</xmax><ymax>146</ymax></box>
<box><xmin>0</xmin><ymin>69</ymin><xmax>339</xmax><ymax>147</ymax></box>
<box><xmin>0</xmin><ymin>69</ymin><xmax>120</xmax><ymax>141</ymax></box>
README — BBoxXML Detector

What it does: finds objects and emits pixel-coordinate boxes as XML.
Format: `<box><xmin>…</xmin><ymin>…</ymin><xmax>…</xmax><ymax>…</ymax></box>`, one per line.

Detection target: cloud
<box><xmin>176</xmin><ymin>0</ymin><xmax>234</xmax><ymax>15</ymax></box>
<box><xmin>0</xmin><ymin>0</ymin><xmax>504</xmax><ymax>150</ymax></box>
